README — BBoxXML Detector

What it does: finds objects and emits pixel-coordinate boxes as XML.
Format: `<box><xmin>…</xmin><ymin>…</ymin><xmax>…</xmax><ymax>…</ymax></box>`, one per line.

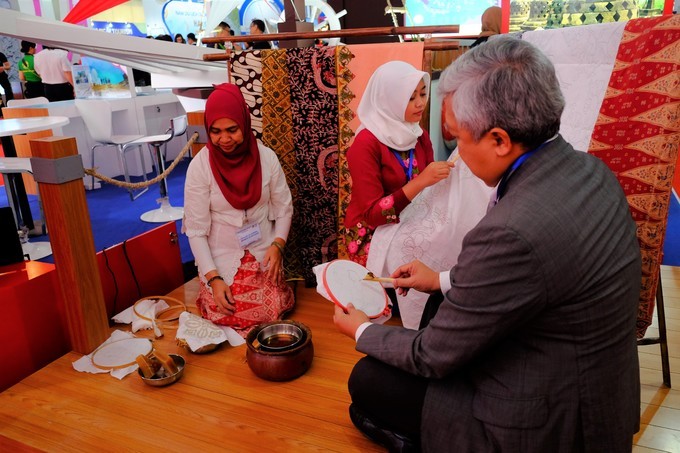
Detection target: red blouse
<box><xmin>345</xmin><ymin>128</ymin><xmax>435</xmax><ymax>230</ymax></box>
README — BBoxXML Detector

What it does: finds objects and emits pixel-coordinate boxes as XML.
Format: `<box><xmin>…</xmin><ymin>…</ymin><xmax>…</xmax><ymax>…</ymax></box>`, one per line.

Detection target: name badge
<box><xmin>236</xmin><ymin>222</ymin><xmax>262</xmax><ymax>249</ymax></box>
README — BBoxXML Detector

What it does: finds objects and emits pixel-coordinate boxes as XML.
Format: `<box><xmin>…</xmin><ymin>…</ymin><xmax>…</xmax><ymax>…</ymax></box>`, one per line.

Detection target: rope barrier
<box><xmin>83</xmin><ymin>132</ymin><xmax>200</xmax><ymax>189</ymax></box>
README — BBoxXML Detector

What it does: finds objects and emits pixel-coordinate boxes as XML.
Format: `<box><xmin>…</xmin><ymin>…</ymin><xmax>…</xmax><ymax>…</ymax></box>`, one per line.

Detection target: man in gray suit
<box><xmin>334</xmin><ymin>36</ymin><xmax>641</xmax><ymax>453</ymax></box>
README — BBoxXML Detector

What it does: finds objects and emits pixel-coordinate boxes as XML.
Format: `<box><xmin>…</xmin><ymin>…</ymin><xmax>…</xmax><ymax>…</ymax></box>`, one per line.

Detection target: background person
<box><xmin>334</xmin><ymin>37</ymin><xmax>641</xmax><ymax>452</ymax></box>
<box><xmin>214</xmin><ymin>21</ymin><xmax>236</xmax><ymax>50</ymax></box>
<box><xmin>247</xmin><ymin>19</ymin><xmax>271</xmax><ymax>50</ymax></box>
<box><xmin>0</xmin><ymin>49</ymin><xmax>14</xmax><ymax>107</ymax></box>
<box><xmin>33</xmin><ymin>46</ymin><xmax>73</xmax><ymax>102</ymax></box>
<box><xmin>183</xmin><ymin>83</ymin><xmax>295</xmax><ymax>337</ymax></box>
<box><xmin>344</xmin><ymin>61</ymin><xmax>453</xmax><ymax>267</ymax></box>
<box><xmin>174</xmin><ymin>33</ymin><xmax>186</xmax><ymax>44</ymax></box>
<box><xmin>18</xmin><ymin>41</ymin><xmax>44</xmax><ymax>99</ymax></box>
<box><xmin>471</xmin><ymin>6</ymin><xmax>502</xmax><ymax>48</ymax></box>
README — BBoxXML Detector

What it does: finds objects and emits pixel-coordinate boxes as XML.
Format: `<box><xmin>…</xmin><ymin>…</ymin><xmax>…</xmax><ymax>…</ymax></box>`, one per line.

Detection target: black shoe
<box><xmin>349</xmin><ymin>404</ymin><xmax>420</xmax><ymax>453</ymax></box>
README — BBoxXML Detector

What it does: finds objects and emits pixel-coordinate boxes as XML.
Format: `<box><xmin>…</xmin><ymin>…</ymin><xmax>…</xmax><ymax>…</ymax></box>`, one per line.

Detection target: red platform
<box><xmin>0</xmin><ymin>261</ymin><xmax>69</xmax><ymax>392</ymax></box>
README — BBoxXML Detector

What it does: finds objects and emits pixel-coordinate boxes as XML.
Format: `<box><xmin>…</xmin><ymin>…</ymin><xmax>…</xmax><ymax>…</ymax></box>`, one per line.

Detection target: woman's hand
<box><xmin>210</xmin><ymin>278</ymin><xmax>236</xmax><ymax>314</ymax></box>
<box><xmin>403</xmin><ymin>161</ymin><xmax>455</xmax><ymax>200</ymax></box>
<box><xmin>263</xmin><ymin>241</ymin><xmax>285</xmax><ymax>285</ymax></box>
<box><xmin>418</xmin><ymin>161</ymin><xmax>455</xmax><ymax>187</ymax></box>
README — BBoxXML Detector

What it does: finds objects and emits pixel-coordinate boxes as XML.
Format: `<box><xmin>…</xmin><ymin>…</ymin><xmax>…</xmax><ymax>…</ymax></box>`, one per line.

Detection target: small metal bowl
<box><xmin>256</xmin><ymin>323</ymin><xmax>304</xmax><ymax>352</ymax></box>
<box><xmin>138</xmin><ymin>354</ymin><xmax>185</xmax><ymax>387</ymax></box>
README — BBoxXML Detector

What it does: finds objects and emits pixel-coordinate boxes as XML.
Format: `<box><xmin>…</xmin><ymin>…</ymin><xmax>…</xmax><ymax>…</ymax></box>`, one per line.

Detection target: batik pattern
<box><xmin>587</xmin><ymin>15</ymin><xmax>680</xmax><ymax>338</ymax></box>
<box><xmin>260</xmin><ymin>49</ymin><xmax>304</xmax><ymax>280</ymax></box>
<box><xmin>335</xmin><ymin>45</ymin><xmax>356</xmax><ymax>259</ymax></box>
<box><xmin>230</xmin><ymin>50</ymin><xmax>264</xmax><ymax>140</ymax></box>
<box><xmin>195</xmin><ymin>251</ymin><xmax>295</xmax><ymax>338</ymax></box>
<box><xmin>286</xmin><ymin>47</ymin><xmax>340</xmax><ymax>285</ymax></box>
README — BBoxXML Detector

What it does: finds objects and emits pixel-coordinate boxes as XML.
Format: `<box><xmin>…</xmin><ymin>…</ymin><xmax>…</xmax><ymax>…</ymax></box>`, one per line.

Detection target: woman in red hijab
<box><xmin>183</xmin><ymin>83</ymin><xmax>294</xmax><ymax>336</ymax></box>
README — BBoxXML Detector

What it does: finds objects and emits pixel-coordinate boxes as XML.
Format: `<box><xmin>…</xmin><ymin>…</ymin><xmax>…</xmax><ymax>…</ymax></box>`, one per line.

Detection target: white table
<box><xmin>0</xmin><ymin>116</ymin><xmax>70</xmax><ymax>137</ymax></box>
<box><xmin>0</xmin><ymin>116</ymin><xmax>70</xmax><ymax>260</ymax></box>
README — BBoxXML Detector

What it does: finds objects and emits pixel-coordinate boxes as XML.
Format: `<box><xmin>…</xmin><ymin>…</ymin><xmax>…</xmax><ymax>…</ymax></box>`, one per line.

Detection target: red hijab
<box><xmin>205</xmin><ymin>83</ymin><xmax>262</xmax><ymax>210</ymax></box>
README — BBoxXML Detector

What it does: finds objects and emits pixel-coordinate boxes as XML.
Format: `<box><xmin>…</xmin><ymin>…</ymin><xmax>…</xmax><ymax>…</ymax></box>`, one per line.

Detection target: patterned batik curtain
<box><xmin>587</xmin><ymin>14</ymin><xmax>680</xmax><ymax>338</ymax></box>
<box><xmin>231</xmin><ymin>47</ymin><xmax>340</xmax><ymax>286</ymax></box>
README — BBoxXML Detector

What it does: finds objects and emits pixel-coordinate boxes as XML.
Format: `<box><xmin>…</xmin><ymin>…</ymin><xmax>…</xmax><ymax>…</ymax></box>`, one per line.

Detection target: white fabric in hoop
<box><xmin>366</xmin><ymin>152</ymin><xmax>493</xmax><ymax>329</ymax></box>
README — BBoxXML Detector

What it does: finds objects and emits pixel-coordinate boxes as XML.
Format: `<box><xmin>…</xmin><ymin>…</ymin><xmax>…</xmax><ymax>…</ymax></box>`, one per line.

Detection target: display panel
<box><xmin>403</xmin><ymin>0</ymin><xmax>671</xmax><ymax>33</ymax></box>
<box><xmin>78</xmin><ymin>56</ymin><xmax>132</xmax><ymax>98</ymax></box>
<box><xmin>403</xmin><ymin>0</ymin><xmax>502</xmax><ymax>34</ymax></box>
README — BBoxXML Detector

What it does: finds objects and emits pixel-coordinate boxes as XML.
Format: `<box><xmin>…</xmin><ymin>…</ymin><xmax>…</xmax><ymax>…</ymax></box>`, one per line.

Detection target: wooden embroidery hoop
<box><xmin>322</xmin><ymin>260</ymin><xmax>390</xmax><ymax>319</ymax></box>
<box><xmin>132</xmin><ymin>295</ymin><xmax>187</xmax><ymax>329</ymax></box>
<box><xmin>91</xmin><ymin>337</ymin><xmax>153</xmax><ymax>370</ymax></box>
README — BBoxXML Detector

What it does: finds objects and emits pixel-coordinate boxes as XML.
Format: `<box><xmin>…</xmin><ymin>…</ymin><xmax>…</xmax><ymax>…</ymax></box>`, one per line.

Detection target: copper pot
<box><xmin>246</xmin><ymin>320</ymin><xmax>314</xmax><ymax>381</ymax></box>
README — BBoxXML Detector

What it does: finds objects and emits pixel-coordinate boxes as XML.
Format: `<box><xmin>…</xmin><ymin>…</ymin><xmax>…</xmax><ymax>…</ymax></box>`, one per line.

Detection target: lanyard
<box><xmin>390</xmin><ymin>148</ymin><xmax>415</xmax><ymax>181</ymax></box>
<box><xmin>495</xmin><ymin>142</ymin><xmax>548</xmax><ymax>203</ymax></box>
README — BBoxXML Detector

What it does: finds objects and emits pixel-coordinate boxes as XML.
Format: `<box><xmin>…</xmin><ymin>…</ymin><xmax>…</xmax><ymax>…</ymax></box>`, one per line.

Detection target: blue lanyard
<box><xmin>495</xmin><ymin>142</ymin><xmax>548</xmax><ymax>203</ymax></box>
<box><xmin>390</xmin><ymin>148</ymin><xmax>415</xmax><ymax>181</ymax></box>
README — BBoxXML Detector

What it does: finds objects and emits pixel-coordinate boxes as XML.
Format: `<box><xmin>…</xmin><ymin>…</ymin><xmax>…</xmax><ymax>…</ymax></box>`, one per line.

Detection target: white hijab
<box><xmin>356</xmin><ymin>61</ymin><xmax>431</xmax><ymax>151</ymax></box>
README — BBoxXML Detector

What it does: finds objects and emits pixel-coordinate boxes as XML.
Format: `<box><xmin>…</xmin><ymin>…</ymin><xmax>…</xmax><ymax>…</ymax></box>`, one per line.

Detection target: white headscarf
<box><xmin>356</xmin><ymin>61</ymin><xmax>431</xmax><ymax>151</ymax></box>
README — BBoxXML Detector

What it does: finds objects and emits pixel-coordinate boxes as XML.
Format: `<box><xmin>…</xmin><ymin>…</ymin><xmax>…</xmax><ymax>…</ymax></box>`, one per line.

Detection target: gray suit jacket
<box><xmin>357</xmin><ymin>136</ymin><xmax>641</xmax><ymax>452</ymax></box>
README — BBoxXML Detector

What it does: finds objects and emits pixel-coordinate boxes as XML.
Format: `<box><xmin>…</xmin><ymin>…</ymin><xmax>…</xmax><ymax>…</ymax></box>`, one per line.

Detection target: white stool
<box><xmin>125</xmin><ymin>115</ymin><xmax>187</xmax><ymax>223</ymax></box>
<box><xmin>0</xmin><ymin>157</ymin><xmax>51</xmax><ymax>260</ymax></box>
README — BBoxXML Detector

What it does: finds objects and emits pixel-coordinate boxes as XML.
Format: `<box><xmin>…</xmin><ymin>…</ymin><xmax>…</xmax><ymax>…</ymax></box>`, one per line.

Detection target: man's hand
<box><xmin>391</xmin><ymin>260</ymin><xmax>441</xmax><ymax>296</ymax></box>
<box><xmin>333</xmin><ymin>303</ymin><xmax>369</xmax><ymax>339</ymax></box>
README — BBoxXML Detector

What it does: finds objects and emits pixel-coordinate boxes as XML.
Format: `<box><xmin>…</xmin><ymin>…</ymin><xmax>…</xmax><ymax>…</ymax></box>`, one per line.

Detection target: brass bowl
<box><xmin>137</xmin><ymin>354</ymin><xmax>185</xmax><ymax>387</ymax></box>
<box><xmin>246</xmin><ymin>321</ymin><xmax>313</xmax><ymax>382</ymax></box>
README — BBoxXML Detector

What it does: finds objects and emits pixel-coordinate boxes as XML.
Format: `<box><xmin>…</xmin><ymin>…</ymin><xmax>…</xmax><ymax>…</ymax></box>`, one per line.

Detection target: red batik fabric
<box><xmin>587</xmin><ymin>15</ymin><xmax>680</xmax><ymax>338</ymax></box>
<box><xmin>195</xmin><ymin>251</ymin><xmax>295</xmax><ymax>338</ymax></box>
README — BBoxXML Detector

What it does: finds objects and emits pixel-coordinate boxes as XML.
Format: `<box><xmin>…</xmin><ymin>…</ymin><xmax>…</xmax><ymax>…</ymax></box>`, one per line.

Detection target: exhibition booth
<box><xmin>0</xmin><ymin>1</ymin><xmax>678</xmax><ymax>450</ymax></box>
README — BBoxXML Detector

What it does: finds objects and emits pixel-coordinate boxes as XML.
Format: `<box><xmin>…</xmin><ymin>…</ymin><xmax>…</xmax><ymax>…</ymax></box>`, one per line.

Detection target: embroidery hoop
<box><xmin>132</xmin><ymin>295</ymin><xmax>188</xmax><ymax>329</ymax></box>
<box><xmin>91</xmin><ymin>337</ymin><xmax>153</xmax><ymax>370</ymax></box>
<box><xmin>322</xmin><ymin>260</ymin><xmax>390</xmax><ymax>318</ymax></box>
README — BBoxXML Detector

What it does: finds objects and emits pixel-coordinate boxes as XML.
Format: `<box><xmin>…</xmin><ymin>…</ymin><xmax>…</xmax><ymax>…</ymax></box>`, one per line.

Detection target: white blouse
<box><xmin>182</xmin><ymin>143</ymin><xmax>293</xmax><ymax>285</ymax></box>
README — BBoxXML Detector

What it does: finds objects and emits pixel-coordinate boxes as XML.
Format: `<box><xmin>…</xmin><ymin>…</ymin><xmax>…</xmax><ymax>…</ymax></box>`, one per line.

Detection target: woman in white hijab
<box><xmin>344</xmin><ymin>61</ymin><xmax>455</xmax><ymax>267</ymax></box>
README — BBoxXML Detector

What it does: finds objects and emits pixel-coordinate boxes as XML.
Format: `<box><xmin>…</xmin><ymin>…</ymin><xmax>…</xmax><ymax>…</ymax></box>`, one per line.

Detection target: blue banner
<box><xmin>91</xmin><ymin>21</ymin><xmax>147</xmax><ymax>37</ymax></box>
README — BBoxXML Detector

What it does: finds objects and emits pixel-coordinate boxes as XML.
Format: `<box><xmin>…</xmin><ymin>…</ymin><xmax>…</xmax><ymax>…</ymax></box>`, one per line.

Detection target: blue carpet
<box><xmin>2</xmin><ymin>162</ymin><xmax>679</xmax><ymax>267</ymax></box>
<box><xmin>664</xmin><ymin>192</ymin><xmax>680</xmax><ymax>266</ymax></box>
<box><xmin>1</xmin><ymin>158</ymin><xmax>193</xmax><ymax>266</ymax></box>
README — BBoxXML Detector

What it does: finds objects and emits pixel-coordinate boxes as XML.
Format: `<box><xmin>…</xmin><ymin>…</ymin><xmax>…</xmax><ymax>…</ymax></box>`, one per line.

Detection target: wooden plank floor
<box><xmin>1</xmin><ymin>266</ymin><xmax>679</xmax><ymax>452</ymax></box>
<box><xmin>0</xmin><ymin>280</ymin><xmax>382</xmax><ymax>453</ymax></box>
<box><xmin>635</xmin><ymin>265</ymin><xmax>680</xmax><ymax>453</ymax></box>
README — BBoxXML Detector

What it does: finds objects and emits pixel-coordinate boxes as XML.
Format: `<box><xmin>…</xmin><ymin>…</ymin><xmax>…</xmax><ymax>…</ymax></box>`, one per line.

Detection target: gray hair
<box><xmin>438</xmin><ymin>36</ymin><xmax>565</xmax><ymax>149</ymax></box>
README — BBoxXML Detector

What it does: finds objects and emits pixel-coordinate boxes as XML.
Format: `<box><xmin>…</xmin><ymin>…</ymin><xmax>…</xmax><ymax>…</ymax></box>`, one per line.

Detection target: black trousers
<box><xmin>348</xmin><ymin>356</ymin><xmax>427</xmax><ymax>438</ymax></box>
<box><xmin>24</xmin><ymin>80</ymin><xmax>45</xmax><ymax>99</ymax></box>
<box><xmin>348</xmin><ymin>292</ymin><xmax>445</xmax><ymax>437</ymax></box>
<box><xmin>44</xmin><ymin>82</ymin><xmax>74</xmax><ymax>102</ymax></box>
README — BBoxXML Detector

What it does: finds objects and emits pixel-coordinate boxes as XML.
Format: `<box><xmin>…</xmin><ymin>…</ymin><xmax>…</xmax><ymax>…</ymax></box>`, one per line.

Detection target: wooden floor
<box><xmin>635</xmin><ymin>265</ymin><xmax>680</xmax><ymax>453</ymax></box>
<box><xmin>0</xmin><ymin>280</ymin><xmax>383</xmax><ymax>453</ymax></box>
<box><xmin>1</xmin><ymin>266</ymin><xmax>679</xmax><ymax>452</ymax></box>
